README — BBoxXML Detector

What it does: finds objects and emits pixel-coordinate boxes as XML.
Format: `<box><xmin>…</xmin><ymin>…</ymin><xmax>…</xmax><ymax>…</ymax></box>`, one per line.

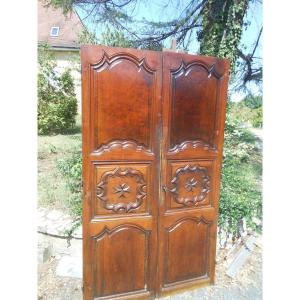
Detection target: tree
<box><xmin>199</xmin><ymin>0</ymin><xmax>248</xmax><ymax>71</ymax></box>
<box><xmin>45</xmin><ymin>0</ymin><xmax>261</xmax><ymax>87</ymax></box>
<box><xmin>38</xmin><ymin>44</ymin><xmax>77</xmax><ymax>135</ymax></box>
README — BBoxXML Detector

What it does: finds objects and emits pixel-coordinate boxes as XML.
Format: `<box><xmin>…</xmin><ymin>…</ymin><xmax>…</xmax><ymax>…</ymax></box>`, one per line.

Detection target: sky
<box><xmin>76</xmin><ymin>0</ymin><xmax>262</xmax><ymax>100</ymax></box>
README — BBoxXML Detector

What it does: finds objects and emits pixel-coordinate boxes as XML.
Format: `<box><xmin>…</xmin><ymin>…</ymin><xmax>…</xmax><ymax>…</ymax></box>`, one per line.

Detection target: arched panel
<box><xmin>91</xmin><ymin>52</ymin><xmax>157</xmax><ymax>152</ymax></box>
<box><xmin>169</xmin><ymin>62</ymin><xmax>220</xmax><ymax>151</ymax></box>
<box><xmin>93</xmin><ymin>224</ymin><xmax>150</xmax><ymax>298</ymax></box>
<box><xmin>164</xmin><ymin>217</ymin><xmax>212</xmax><ymax>285</ymax></box>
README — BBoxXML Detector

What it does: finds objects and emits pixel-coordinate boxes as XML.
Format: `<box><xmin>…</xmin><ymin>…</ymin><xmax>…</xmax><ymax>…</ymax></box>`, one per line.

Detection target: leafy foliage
<box><xmin>100</xmin><ymin>26</ymin><xmax>135</xmax><ymax>48</ymax></box>
<box><xmin>78</xmin><ymin>28</ymin><xmax>99</xmax><ymax>44</ymax></box>
<box><xmin>230</xmin><ymin>96</ymin><xmax>263</xmax><ymax>128</ymax></box>
<box><xmin>45</xmin><ymin>0</ymin><xmax>260</xmax><ymax>83</ymax></box>
<box><xmin>219</xmin><ymin>106</ymin><xmax>262</xmax><ymax>238</ymax></box>
<box><xmin>57</xmin><ymin>151</ymin><xmax>82</xmax><ymax>216</ymax></box>
<box><xmin>244</xmin><ymin>94</ymin><xmax>262</xmax><ymax>109</ymax></box>
<box><xmin>199</xmin><ymin>0</ymin><xmax>249</xmax><ymax>74</ymax></box>
<box><xmin>38</xmin><ymin>44</ymin><xmax>77</xmax><ymax>135</ymax></box>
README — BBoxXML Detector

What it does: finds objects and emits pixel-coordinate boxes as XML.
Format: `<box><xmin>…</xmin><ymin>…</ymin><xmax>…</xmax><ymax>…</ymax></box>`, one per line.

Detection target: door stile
<box><xmin>207</xmin><ymin>67</ymin><xmax>230</xmax><ymax>283</ymax></box>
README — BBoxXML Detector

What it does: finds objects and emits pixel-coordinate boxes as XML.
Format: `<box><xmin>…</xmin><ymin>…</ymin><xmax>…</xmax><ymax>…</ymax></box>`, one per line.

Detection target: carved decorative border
<box><xmin>92</xmin><ymin>51</ymin><xmax>156</xmax><ymax>74</ymax></box>
<box><xmin>93</xmin><ymin>139</ymin><xmax>153</xmax><ymax>155</ymax></box>
<box><xmin>96</xmin><ymin>167</ymin><xmax>147</xmax><ymax>213</ymax></box>
<box><xmin>171</xmin><ymin>60</ymin><xmax>225</xmax><ymax>79</ymax></box>
<box><xmin>169</xmin><ymin>164</ymin><xmax>210</xmax><ymax>206</ymax></box>
<box><xmin>168</xmin><ymin>140</ymin><xmax>217</xmax><ymax>154</ymax></box>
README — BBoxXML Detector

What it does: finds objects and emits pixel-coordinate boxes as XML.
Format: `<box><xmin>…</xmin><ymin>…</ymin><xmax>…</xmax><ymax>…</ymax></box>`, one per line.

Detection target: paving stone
<box><xmin>38</xmin><ymin>208</ymin><xmax>80</xmax><ymax>238</ymax></box>
<box><xmin>37</xmin><ymin>208</ymin><xmax>47</xmax><ymax>218</ymax></box>
<box><xmin>38</xmin><ymin>236</ymin><xmax>54</xmax><ymax>264</ymax></box>
<box><xmin>56</xmin><ymin>256</ymin><xmax>82</xmax><ymax>278</ymax></box>
<box><xmin>47</xmin><ymin>210</ymin><xmax>64</xmax><ymax>221</ymax></box>
<box><xmin>226</xmin><ymin>236</ymin><xmax>256</xmax><ymax>279</ymax></box>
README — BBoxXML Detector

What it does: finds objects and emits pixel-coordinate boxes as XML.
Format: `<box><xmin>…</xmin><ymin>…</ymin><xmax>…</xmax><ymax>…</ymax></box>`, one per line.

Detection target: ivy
<box><xmin>199</xmin><ymin>0</ymin><xmax>249</xmax><ymax>75</ymax></box>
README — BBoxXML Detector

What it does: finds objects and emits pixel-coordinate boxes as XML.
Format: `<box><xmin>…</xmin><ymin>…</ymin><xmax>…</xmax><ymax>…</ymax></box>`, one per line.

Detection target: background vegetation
<box><xmin>38</xmin><ymin>0</ymin><xmax>263</xmax><ymax>240</ymax></box>
<box><xmin>38</xmin><ymin>44</ymin><xmax>78</xmax><ymax>135</ymax></box>
<box><xmin>38</xmin><ymin>103</ymin><xmax>262</xmax><ymax>240</ymax></box>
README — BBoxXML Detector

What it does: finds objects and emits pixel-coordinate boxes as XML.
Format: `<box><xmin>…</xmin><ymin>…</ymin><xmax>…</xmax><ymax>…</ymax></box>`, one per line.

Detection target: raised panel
<box><xmin>164</xmin><ymin>217</ymin><xmax>212</xmax><ymax>285</ymax></box>
<box><xmin>91</xmin><ymin>52</ymin><xmax>157</xmax><ymax>152</ymax></box>
<box><xmin>93</xmin><ymin>163</ymin><xmax>150</xmax><ymax>216</ymax></box>
<box><xmin>169</xmin><ymin>62</ymin><xmax>220</xmax><ymax>151</ymax></box>
<box><xmin>165</xmin><ymin>161</ymin><xmax>213</xmax><ymax>210</ymax></box>
<box><xmin>82</xmin><ymin>46</ymin><xmax>230</xmax><ymax>299</ymax></box>
<box><xmin>93</xmin><ymin>225</ymin><xmax>150</xmax><ymax>298</ymax></box>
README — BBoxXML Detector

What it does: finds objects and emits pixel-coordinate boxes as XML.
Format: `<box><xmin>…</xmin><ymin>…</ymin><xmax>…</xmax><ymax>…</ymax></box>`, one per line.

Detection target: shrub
<box><xmin>57</xmin><ymin>151</ymin><xmax>82</xmax><ymax>216</ymax></box>
<box><xmin>219</xmin><ymin>115</ymin><xmax>262</xmax><ymax>239</ymax></box>
<box><xmin>230</xmin><ymin>95</ymin><xmax>263</xmax><ymax>128</ymax></box>
<box><xmin>252</xmin><ymin>106</ymin><xmax>263</xmax><ymax>128</ymax></box>
<box><xmin>38</xmin><ymin>44</ymin><xmax>77</xmax><ymax>135</ymax></box>
<box><xmin>55</xmin><ymin>104</ymin><xmax>262</xmax><ymax>236</ymax></box>
<box><xmin>244</xmin><ymin>95</ymin><xmax>262</xmax><ymax>109</ymax></box>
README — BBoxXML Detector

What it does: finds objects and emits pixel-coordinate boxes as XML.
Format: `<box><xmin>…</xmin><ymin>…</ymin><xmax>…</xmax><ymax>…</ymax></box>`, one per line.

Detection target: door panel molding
<box><xmin>163</xmin><ymin>216</ymin><xmax>212</xmax><ymax>286</ymax></box>
<box><xmin>92</xmin><ymin>224</ymin><xmax>151</xmax><ymax>298</ymax></box>
<box><xmin>81</xmin><ymin>45</ymin><xmax>229</xmax><ymax>299</ymax></box>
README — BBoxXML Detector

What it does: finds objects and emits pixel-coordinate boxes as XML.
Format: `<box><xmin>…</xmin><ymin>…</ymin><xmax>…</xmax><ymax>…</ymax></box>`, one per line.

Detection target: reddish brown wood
<box><xmin>158</xmin><ymin>52</ymin><xmax>229</xmax><ymax>296</ymax></box>
<box><xmin>81</xmin><ymin>45</ymin><xmax>229</xmax><ymax>299</ymax></box>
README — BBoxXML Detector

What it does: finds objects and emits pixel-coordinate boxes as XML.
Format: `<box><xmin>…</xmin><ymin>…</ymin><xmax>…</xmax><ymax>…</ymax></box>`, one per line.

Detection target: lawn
<box><xmin>38</xmin><ymin>117</ymin><xmax>82</xmax><ymax>214</ymax></box>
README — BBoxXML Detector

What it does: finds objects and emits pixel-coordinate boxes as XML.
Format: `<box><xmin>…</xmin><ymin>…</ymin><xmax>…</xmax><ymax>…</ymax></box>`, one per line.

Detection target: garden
<box><xmin>38</xmin><ymin>44</ymin><xmax>262</xmax><ymax>243</ymax></box>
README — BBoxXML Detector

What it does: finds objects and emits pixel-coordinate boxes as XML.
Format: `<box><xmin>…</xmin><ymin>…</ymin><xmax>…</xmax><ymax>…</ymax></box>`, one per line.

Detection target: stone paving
<box><xmin>38</xmin><ymin>207</ymin><xmax>82</xmax><ymax>238</ymax></box>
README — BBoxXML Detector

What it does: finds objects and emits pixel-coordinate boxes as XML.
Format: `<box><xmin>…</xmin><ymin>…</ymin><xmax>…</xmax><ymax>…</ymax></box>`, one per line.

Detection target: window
<box><xmin>50</xmin><ymin>27</ymin><xmax>60</xmax><ymax>37</ymax></box>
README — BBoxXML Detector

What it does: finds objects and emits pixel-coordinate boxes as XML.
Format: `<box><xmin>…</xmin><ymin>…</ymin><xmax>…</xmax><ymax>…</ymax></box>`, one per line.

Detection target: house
<box><xmin>38</xmin><ymin>0</ymin><xmax>85</xmax><ymax>110</ymax></box>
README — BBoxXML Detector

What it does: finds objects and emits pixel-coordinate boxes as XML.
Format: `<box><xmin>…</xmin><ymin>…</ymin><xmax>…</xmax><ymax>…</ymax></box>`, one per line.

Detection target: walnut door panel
<box><xmin>82</xmin><ymin>46</ymin><xmax>162</xmax><ymax>300</ymax></box>
<box><xmin>164</xmin><ymin>216</ymin><xmax>213</xmax><ymax>286</ymax></box>
<box><xmin>169</xmin><ymin>62</ymin><xmax>219</xmax><ymax>150</ymax></box>
<box><xmin>92</xmin><ymin>163</ymin><xmax>151</xmax><ymax>216</ymax></box>
<box><xmin>164</xmin><ymin>160</ymin><xmax>214</xmax><ymax>210</ymax></box>
<box><xmin>82</xmin><ymin>46</ymin><xmax>229</xmax><ymax>299</ymax></box>
<box><xmin>91</xmin><ymin>224</ymin><xmax>153</xmax><ymax>299</ymax></box>
<box><xmin>158</xmin><ymin>52</ymin><xmax>229</xmax><ymax>296</ymax></box>
<box><xmin>89</xmin><ymin>51</ymin><xmax>158</xmax><ymax>153</ymax></box>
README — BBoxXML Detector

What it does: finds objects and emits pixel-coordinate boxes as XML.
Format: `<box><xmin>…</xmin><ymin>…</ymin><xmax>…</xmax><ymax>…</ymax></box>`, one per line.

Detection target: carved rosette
<box><xmin>169</xmin><ymin>165</ymin><xmax>210</xmax><ymax>206</ymax></box>
<box><xmin>96</xmin><ymin>167</ymin><xmax>147</xmax><ymax>213</ymax></box>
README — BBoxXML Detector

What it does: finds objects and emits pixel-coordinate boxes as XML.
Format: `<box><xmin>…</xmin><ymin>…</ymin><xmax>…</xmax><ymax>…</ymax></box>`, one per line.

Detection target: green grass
<box><xmin>38</xmin><ymin>117</ymin><xmax>82</xmax><ymax>214</ymax></box>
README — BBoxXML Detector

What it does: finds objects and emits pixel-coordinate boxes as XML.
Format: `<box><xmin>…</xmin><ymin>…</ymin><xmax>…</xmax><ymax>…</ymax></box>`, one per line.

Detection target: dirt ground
<box><xmin>38</xmin><ymin>236</ymin><xmax>262</xmax><ymax>300</ymax></box>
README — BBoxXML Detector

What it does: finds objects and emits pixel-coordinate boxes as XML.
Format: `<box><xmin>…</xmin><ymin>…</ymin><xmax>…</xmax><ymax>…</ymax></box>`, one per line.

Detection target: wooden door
<box><xmin>81</xmin><ymin>45</ymin><xmax>162</xmax><ymax>300</ymax></box>
<box><xmin>158</xmin><ymin>52</ymin><xmax>229</xmax><ymax>296</ymax></box>
<box><xmin>81</xmin><ymin>46</ymin><xmax>229</xmax><ymax>299</ymax></box>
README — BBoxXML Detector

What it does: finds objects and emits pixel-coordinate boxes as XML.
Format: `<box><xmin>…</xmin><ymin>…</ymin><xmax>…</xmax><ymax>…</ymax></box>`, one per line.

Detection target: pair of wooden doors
<box><xmin>81</xmin><ymin>45</ymin><xmax>229</xmax><ymax>300</ymax></box>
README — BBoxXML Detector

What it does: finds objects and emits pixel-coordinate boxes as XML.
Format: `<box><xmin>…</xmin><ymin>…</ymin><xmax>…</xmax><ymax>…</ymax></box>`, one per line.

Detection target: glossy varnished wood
<box><xmin>81</xmin><ymin>45</ymin><xmax>162</xmax><ymax>300</ymax></box>
<box><xmin>81</xmin><ymin>45</ymin><xmax>229</xmax><ymax>299</ymax></box>
<box><xmin>158</xmin><ymin>52</ymin><xmax>229</xmax><ymax>296</ymax></box>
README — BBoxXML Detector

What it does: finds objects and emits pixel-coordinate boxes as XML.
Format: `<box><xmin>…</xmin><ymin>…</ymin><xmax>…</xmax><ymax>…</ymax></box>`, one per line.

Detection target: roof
<box><xmin>38</xmin><ymin>0</ymin><xmax>85</xmax><ymax>50</ymax></box>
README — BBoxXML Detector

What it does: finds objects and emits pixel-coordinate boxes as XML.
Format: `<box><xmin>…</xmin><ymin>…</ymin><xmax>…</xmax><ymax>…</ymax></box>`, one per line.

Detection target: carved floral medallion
<box><xmin>96</xmin><ymin>167</ymin><xmax>147</xmax><ymax>213</ymax></box>
<box><xmin>169</xmin><ymin>164</ymin><xmax>210</xmax><ymax>206</ymax></box>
